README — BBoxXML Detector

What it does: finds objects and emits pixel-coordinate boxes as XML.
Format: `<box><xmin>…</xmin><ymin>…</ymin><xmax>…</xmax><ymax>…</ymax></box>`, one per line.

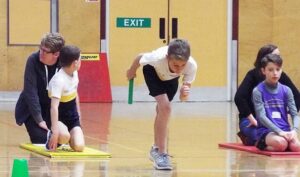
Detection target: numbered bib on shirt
<box><xmin>272</xmin><ymin>111</ymin><xmax>282</xmax><ymax>119</ymax></box>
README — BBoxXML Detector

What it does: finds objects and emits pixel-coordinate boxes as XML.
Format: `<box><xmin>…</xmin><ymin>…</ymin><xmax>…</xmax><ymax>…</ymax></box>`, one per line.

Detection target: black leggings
<box><xmin>24</xmin><ymin>117</ymin><xmax>48</xmax><ymax>144</ymax></box>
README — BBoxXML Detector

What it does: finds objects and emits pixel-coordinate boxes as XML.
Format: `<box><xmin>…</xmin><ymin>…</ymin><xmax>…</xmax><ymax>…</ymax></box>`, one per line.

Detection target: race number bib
<box><xmin>272</xmin><ymin>111</ymin><xmax>281</xmax><ymax>119</ymax></box>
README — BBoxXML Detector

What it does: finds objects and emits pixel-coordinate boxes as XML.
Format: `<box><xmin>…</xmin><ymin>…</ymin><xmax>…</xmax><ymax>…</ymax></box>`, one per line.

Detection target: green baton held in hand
<box><xmin>128</xmin><ymin>79</ymin><xmax>134</xmax><ymax>104</ymax></box>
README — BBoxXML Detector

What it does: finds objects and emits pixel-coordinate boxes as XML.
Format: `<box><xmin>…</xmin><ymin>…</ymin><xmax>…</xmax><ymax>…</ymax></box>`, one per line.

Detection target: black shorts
<box><xmin>143</xmin><ymin>65</ymin><xmax>179</xmax><ymax>101</ymax></box>
<box><xmin>59</xmin><ymin>99</ymin><xmax>81</xmax><ymax>131</ymax></box>
<box><xmin>256</xmin><ymin>132</ymin><xmax>268</xmax><ymax>150</ymax></box>
<box><xmin>60</xmin><ymin>118</ymin><xmax>81</xmax><ymax>132</ymax></box>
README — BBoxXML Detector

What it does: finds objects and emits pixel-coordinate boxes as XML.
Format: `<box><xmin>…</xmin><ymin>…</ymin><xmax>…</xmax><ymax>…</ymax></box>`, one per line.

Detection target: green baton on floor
<box><xmin>128</xmin><ymin>79</ymin><xmax>134</xmax><ymax>104</ymax></box>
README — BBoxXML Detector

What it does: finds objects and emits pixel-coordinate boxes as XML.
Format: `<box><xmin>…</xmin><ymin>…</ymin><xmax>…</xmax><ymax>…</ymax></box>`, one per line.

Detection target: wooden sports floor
<box><xmin>1</xmin><ymin>101</ymin><xmax>300</xmax><ymax>177</ymax></box>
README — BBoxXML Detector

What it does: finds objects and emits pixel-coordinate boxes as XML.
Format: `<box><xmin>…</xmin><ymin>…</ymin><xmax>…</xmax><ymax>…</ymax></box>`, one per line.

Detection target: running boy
<box><xmin>253</xmin><ymin>53</ymin><xmax>300</xmax><ymax>152</ymax></box>
<box><xmin>127</xmin><ymin>39</ymin><xmax>197</xmax><ymax>170</ymax></box>
<box><xmin>46</xmin><ymin>45</ymin><xmax>85</xmax><ymax>152</ymax></box>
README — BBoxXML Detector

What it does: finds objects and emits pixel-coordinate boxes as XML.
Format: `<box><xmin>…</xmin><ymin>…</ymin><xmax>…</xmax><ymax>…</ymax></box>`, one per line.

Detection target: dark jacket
<box><xmin>234</xmin><ymin>68</ymin><xmax>300</xmax><ymax>120</ymax></box>
<box><xmin>15</xmin><ymin>51</ymin><xmax>59</xmax><ymax>125</ymax></box>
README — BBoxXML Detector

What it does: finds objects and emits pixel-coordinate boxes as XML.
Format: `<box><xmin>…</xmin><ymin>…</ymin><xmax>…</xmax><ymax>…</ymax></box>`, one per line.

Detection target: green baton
<box><xmin>128</xmin><ymin>79</ymin><xmax>134</xmax><ymax>104</ymax></box>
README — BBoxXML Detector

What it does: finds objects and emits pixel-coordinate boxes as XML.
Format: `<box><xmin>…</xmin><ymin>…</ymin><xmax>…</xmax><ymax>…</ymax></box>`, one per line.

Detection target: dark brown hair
<box><xmin>261</xmin><ymin>53</ymin><xmax>282</xmax><ymax>69</ymax></box>
<box><xmin>254</xmin><ymin>44</ymin><xmax>278</xmax><ymax>69</ymax></box>
<box><xmin>59</xmin><ymin>45</ymin><xmax>81</xmax><ymax>67</ymax></box>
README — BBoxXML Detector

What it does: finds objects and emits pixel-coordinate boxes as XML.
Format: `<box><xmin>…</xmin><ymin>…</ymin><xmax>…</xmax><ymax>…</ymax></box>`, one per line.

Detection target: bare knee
<box><xmin>72</xmin><ymin>143</ymin><xmax>85</xmax><ymax>152</ymax></box>
<box><xmin>69</xmin><ymin>127</ymin><xmax>85</xmax><ymax>152</ymax></box>
<box><xmin>271</xmin><ymin>138</ymin><xmax>288</xmax><ymax>152</ymax></box>
<box><xmin>58</xmin><ymin>121</ymin><xmax>70</xmax><ymax>144</ymax></box>
<box><xmin>289</xmin><ymin>141</ymin><xmax>300</xmax><ymax>152</ymax></box>
<box><xmin>59</xmin><ymin>132</ymin><xmax>70</xmax><ymax>144</ymax></box>
<box><xmin>158</xmin><ymin>102</ymin><xmax>171</xmax><ymax>116</ymax></box>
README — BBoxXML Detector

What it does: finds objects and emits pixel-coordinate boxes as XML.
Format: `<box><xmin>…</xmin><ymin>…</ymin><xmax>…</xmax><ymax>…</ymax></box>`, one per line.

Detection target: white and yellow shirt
<box><xmin>48</xmin><ymin>69</ymin><xmax>79</xmax><ymax>102</ymax></box>
<box><xmin>139</xmin><ymin>46</ymin><xmax>197</xmax><ymax>83</ymax></box>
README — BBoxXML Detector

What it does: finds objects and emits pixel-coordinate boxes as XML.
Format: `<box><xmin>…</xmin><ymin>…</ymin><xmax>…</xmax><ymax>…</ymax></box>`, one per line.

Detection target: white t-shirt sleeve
<box><xmin>139</xmin><ymin>46</ymin><xmax>168</xmax><ymax>66</ymax></box>
<box><xmin>182</xmin><ymin>57</ymin><xmax>198</xmax><ymax>84</ymax></box>
<box><xmin>49</xmin><ymin>76</ymin><xmax>64</xmax><ymax>99</ymax></box>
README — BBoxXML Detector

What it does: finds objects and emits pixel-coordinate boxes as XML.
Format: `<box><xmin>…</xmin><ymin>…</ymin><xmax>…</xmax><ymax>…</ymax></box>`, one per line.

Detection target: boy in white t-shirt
<box><xmin>127</xmin><ymin>39</ymin><xmax>197</xmax><ymax>170</ymax></box>
<box><xmin>46</xmin><ymin>45</ymin><xmax>85</xmax><ymax>152</ymax></box>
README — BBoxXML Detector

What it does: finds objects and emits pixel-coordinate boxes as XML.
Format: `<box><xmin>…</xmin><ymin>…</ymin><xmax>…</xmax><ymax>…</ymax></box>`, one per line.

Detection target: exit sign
<box><xmin>117</xmin><ymin>18</ymin><xmax>151</xmax><ymax>28</ymax></box>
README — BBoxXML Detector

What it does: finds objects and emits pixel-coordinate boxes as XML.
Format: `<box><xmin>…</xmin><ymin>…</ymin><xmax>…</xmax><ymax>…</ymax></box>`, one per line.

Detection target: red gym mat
<box><xmin>219</xmin><ymin>143</ymin><xmax>300</xmax><ymax>157</ymax></box>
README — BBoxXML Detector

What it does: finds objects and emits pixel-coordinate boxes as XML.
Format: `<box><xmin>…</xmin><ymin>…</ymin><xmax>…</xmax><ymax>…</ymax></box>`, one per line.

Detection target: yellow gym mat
<box><xmin>20</xmin><ymin>143</ymin><xmax>111</xmax><ymax>158</ymax></box>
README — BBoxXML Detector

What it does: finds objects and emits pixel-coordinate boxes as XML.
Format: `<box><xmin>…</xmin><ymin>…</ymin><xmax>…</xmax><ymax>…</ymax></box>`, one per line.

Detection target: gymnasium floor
<box><xmin>1</xmin><ymin>101</ymin><xmax>300</xmax><ymax>177</ymax></box>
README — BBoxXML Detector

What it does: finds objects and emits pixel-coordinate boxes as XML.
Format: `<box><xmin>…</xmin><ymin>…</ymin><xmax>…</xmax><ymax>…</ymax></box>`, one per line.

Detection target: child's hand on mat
<box><xmin>126</xmin><ymin>69</ymin><xmax>136</xmax><ymax>80</ymax></box>
<box><xmin>38</xmin><ymin>121</ymin><xmax>49</xmax><ymax>131</ymax></box>
<box><xmin>49</xmin><ymin>130</ymin><xmax>59</xmax><ymax>151</ymax></box>
<box><xmin>180</xmin><ymin>85</ymin><xmax>190</xmax><ymax>101</ymax></box>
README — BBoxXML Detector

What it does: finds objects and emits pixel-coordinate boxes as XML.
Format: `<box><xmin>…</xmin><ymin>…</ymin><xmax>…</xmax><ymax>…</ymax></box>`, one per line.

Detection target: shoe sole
<box><xmin>45</xmin><ymin>131</ymin><xmax>52</xmax><ymax>150</ymax></box>
<box><xmin>154</xmin><ymin>164</ymin><xmax>173</xmax><ymax>170</ymax></box>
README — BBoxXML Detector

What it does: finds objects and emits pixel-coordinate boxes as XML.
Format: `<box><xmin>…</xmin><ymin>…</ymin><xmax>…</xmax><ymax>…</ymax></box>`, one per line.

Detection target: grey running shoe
<box><xmin>152</xmin><ymin>153</ymin><xmax>173</xmax><ymax>170</ymax></box>
<box><xmin>45</xmin><ymin>130</ymin><xmax>52</xmax><ymax>150</ymax></box>
<box><xmin>45</xmin><ymin>131</ymin><xmax>61</xmax><ymax>150</ymax></box>
<box><xmin>149</xmin><ymin>146</ymin><xmax>159</xmax><ymax>162</ymax></box>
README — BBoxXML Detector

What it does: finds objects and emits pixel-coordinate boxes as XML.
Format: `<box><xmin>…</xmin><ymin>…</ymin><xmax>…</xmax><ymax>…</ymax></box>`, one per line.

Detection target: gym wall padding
<box><xmin>238</xmin><ymin>0</ymin><xmax>273</xmax><ymax>84</ymax></box>
<box><xmin>78</xmin><ymin>53</ymin><xmax>112</xmax><ymax>102</ymax></box>
<box><xmin>0</xmin><ymin>0</ymin><xmax>101</xmax><ymax>91</ymax></box>
<box><xmin>272</xmin><ymin>0</ymin><xmax>300</xmax><ymax>87</ymax></box>
<box><xmin>8</xmin><ymin>0</ymin><xmax>50</xmax><ymax>45</ymax></box>
<box><xmin>239</xmin><ymin>0</ymin><xmax>300</xmax><ymax>88</ymax></box>
<box><xmin>0</xmin><ymin>0</ymin><xmax>48</xmax><ymax>90</ymax></box>
<box><xmin>58</xmin><ymin>0</ymin><xmax>100</xmax><ymax>52</ymax></box>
